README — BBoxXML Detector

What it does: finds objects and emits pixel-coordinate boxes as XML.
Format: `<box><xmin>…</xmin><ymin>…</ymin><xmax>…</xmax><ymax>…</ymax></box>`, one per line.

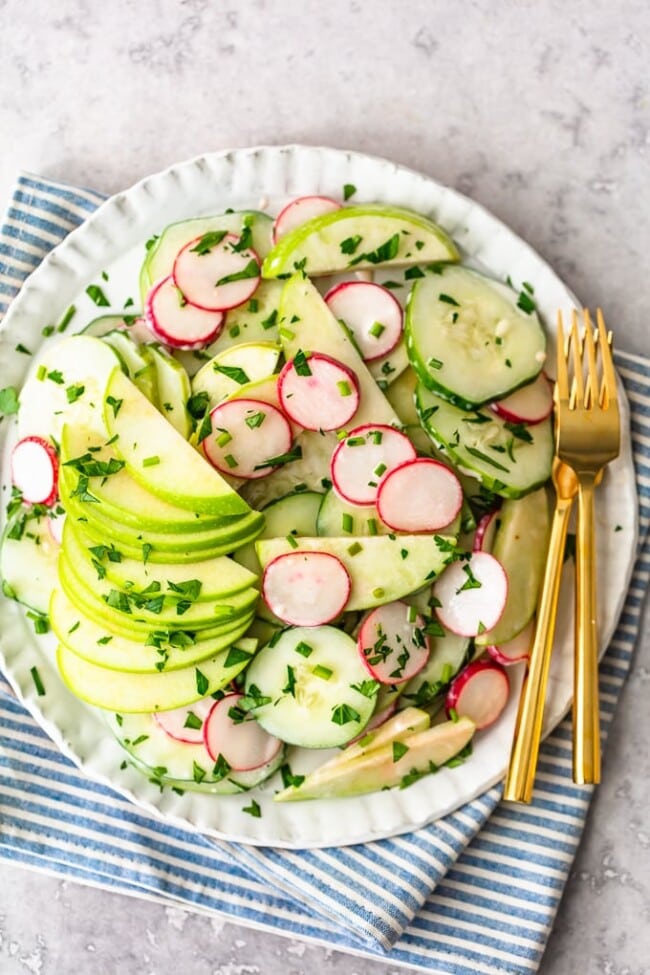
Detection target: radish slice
<box><xmin>432</xmin><ymin>552</ymin><xmax>508</xmax><ymax>638</ymax></box>
<box><xmin>48</xmin><ymin>512</ymin><xmax>65</xmax><ymax>545</ymax></box>
<box><xmin>278</xmin><ymin>352</ymin><xmax>360</xmax><ymax>431</ymax></box>
<box><xmin>11</xmin><ymin>436</ymin><xmax>58</xmax><ymax>506</ymax></box>
<box><xmin>203</xmin><ymin>692</ymin><xmax>282</xmax><ymax>771</ymax></box>
<box><xmin>490</xmin><ymin>372</ymin><xmax>553</xmax><ymax>425</ymax></box>
<box><xmin>376</xmin><ymin>458</ymin><xmax>463</xmax><ymax>533</ymax></box>
<box><xmin>146</xmin><ymin>275</ymin><xmax>224</xmax><ymax>349</ymax></box>
<box><xmin>358</xmin><ymin>600</ymin><xmax>430</xmax><ymax>685</ymax></box>
<box><xmin>472</xmin><ymin>508</ymin><xmax>501</xmax><ymax>552</ymax></box>
<box><xmin>154</xmin><ymin>697</ymin><xmax>215</xmax><ymax>745</ymax></box>
<box><xmin>203</xmin><ymin>398</ymin><xmax>292</xmax><ymax>479</ymax></box>
<box><xmin>262</xmin><ymin>551</ymin><xmax>351</xmax><ymax>626</ymax></box>
<box><xmin>330</xmin><ymin>423</ymin><xmax>416</xmax><ymax>506</ymax></box>
<box><xmin>324</xmin><ymin>281</ymin><xmax>403</xmax><ymax>361</ymax></box>
<box><xmin>486</xmin><ymin>618</ymin><xmax>534</xmax><ymax>666</ymax></box>
<box><xmin>445</xmin><ymin>659</ymin><xmax>510</xmax><ymax>730</ymax></box>
<box><xmin>273</xmin><ymin>196</ymin><xmax>341</xmax><ymax>243</ymax></box>
<box><xmin>173</xmin><ymin>233</ymin><xmax>261</xmax><ymax>312</ymax></box>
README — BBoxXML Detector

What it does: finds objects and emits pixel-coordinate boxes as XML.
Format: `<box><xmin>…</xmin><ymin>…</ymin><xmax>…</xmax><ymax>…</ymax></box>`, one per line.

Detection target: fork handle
<box><xmin>504</xmin><ymin>494</ymin><xmax>572</xmax><ymax>803</ymax></box>
<box><xmin>574</xmin><ymin>475</ymin><xmax>601</xmax><ymax>785</ymax></box>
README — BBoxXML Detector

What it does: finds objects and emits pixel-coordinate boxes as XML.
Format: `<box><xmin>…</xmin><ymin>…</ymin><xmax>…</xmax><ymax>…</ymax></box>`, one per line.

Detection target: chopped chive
<box><xmin>294</xmin><ymin>641</ymin><xmax>313</xmax><ymax>657</ymax></box>
<box><xmin>41</xmin><ymin>324</ymin><xmax>55</xmax><ymax>337</ymax></box>
<box><xmin>341</xmin><ymin>513</ymin><xmax>354</xmax><ymax>534</ymax></box>
<box><xmin>337</xmin><ymin>380</ymin><xmax>352</xmax><ymax>397</ymax></box>
<box><xmin>142</xmin><ymin>455</ymin><xmax>160</xmax><ymax>468</ymax></box>
<box><xmin>346</xmin><ymin>435</ymin><xmax>365</xmax><ymax>447</ymax></box>
<box><xmin>248</xmin><ymin>298</ymin><xmax>259</xmax><ymax>312</ymax></box>
<box><xmin>517</xmin><ymin>290</ymin><xmax>536</xmax><ymax>314</ymax></box>
<box><xmin>372</xmin><ymin>587</ymin><xmax>385</xmax><ymax>599</ymax></box>
<box><xmin>427</xmin><ymin>357</ymin><xmax>443</xmax><ymax>370</ymax></box>
<box><xmin>36</xmin><ymin>365</ymin><xmax>47</xmax><ymax>382</ymax></box>
<box><xmin>439</xmin><ymin>293</ymin><xmax>460</xmax><ymax>307</ymax></box>
<box><xmin>407</xmin><ymin>605</ymin><xmax>417</xmax><ymax>623</ymax></box>
<box><xmin>279</xmin><ymin>327</ymin><xmax>295</xmax><ymax>342</ymax></box>
<box><xmin>260</xmin><ymin>309</ymin><xmax>278</xmax><ymax>330</ymax></box>
<box><xmin>449</xmin><ymin>707</ymin><xmax>459</xmax><ymax>723</ymax></box>
<box><xmin>223</xmin><ymin>454</ymin><xmax>238</xmax><ymax>469</ymax></box>
<box><xmin>56</xmin><ymin>305</ymin><xmax>77</xmax><ymax>332</ymax></box>
<box><xmin>373</xmin><ymin>462</ymin><xmax>387</xmax><ymax>477</ymax></box>
<box><xmin>229</xmin><ymin>324</ymin><xmax>241</xmax><ymax>338</ymax></box>
<box><xmin>369</xmin><ymin>321</ymin><xmax>386</xmax><ymax>339</ymax></box>
<box><xmin>216</xmin><ymin>430</ymin><xmax>232</xmax><ymax>448</ymax></box>
<box><xmin>312</xmin><ymin>664</ymin><xmax>333</xmax><ymax>681</ymax></box>
<box><xmin>30</xmin><ymin>666</ymin><xmax>45</xmax><ymax>696</ymax></box>
<box><xmin>347</xmin><ymin>541</ymin><xmax>363</xmax><ymax>556</ymax></box>
<box><xmin>286</xmin><ymin>534</ymin><xmax>299</xmax><ymax>549</ymax></box>
<box><xmin>367</xmin><ymin>517</ymin><xmax>378</xmax><ymax>536</ymax></box>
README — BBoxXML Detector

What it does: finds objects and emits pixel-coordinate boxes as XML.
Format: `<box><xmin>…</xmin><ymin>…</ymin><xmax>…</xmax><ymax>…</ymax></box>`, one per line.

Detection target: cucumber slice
<box><xmin>262</xmin><ymin>205</ymin><xmax>459</xmax><ymax>278</ymax></box>
<box><xmin>50</xmin><ymin>588</ymin><xmax>255</xmax><ymax>674</ymax></box>
<box><xmin>102</xmin><ymin>331</ymin><xmax>158</xmax><ymax>405</ymax></box>
<box><xmin>241</xmin><ymin>429</ymin><xmax>337</xmax><ymax>509</ymax></box>
<box><xmin>235</xmin><ymin>489</ymin><xmax>322</xmax><ymax>576</ymax></box>
<box><xmin>398</xmin><ymin>629</ymin><xmax>471</xmax><ymax>710</ymax></box>
<box><xmin>1</xmin><ymin>511</ymin><xmax>59</xmax><ymax>614</ymax></box>
<box><xmin>244</xmin><ymin>626</ymin><xmax>375</xmax><ymax>748</ymax></box>
<box><xmin>81</xmin><ymin>314</ymin><xmax>145</xmax><ymax>340</ymax></box>
<box><xmin>256</xmin><ymin>534</ymin><xmax>453</xmax><ymax>610</ymax></box>
<box><xmin>108</xmin><ymin>711</ymin><xmax>284</xmax><ymax>793</ymax></box>
<box><xmin>17</xmin><ymin>335</ymin><xmax>121</xmax><ymax>441</ymax></box>
<box><xmin>59</xmin><ymin>425</ymin><xmax>235</xmax><ymax>534</ymax></box>
<box><xmin>104</xmin><ymin>368</ymin><xmax>251</xmax><ymax>518</ymax></box>
<box><xmin>406</xmin><ymin>266</ymin><xmax>546</xmax><ymax>409</ymax></box>
<box><xmin>57</xmin><ymin>637</ymin><xmax>257</xmax><ymax>712</ymax></box>
<box><xmin>146</xmin><ymin>344</ymin><xmax>191</xmax><ymax>438</ymax></box>
<box><xmin>278</xmin><ymin>275</ymin><xmax>399</xmax><ymax>428</ymax></box>
<box><xmin>475</xmin><ymin>488</ymin><xmax>551</xmax><ymax>647</ymax></box>
<box><xmin>416</xmin><ymin>384</ymin><xmax>553</xmax><ymax>499</ymax></box>
<box><xmin>192</xmin><ymin>341</ymin><xmax>281</xmax><ymax>407</ymax></box>
<box><xmin>385</xmin><ymin>366</ymin><xmax>419</xmax><ymax>426</ymax></box>
<box><xmin>317</xmin><ymin>489</ymin><xmax>393</xmax><ymax>538</ymax></box>
<box><xmin>63</xmin><ymin>519</ymin><xmax>257</xmax><ymax>601</ymax></box>
<box><xmin>140</xmin><ymin>211</ymin><xmax>274</xmax><ymax>301</ymax></box>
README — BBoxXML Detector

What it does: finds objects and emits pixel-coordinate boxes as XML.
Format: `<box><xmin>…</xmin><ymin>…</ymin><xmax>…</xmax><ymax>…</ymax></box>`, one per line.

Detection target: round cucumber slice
<box><xmin>244</xmin><ymin>626</ymin><xmax>376</xmax><ymax>748</ymax></box>
<box><xmin>405</xmin><ymin>266</ymin><xmax>546</xmax><ymax>409</ymax></box>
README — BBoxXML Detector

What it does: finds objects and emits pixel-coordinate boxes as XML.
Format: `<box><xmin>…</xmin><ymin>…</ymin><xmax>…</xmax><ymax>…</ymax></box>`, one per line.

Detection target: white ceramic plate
<box><xmin>0</xmin><ymin>146</ymin><xmax>638</xmax><ymax>848</ymax></box>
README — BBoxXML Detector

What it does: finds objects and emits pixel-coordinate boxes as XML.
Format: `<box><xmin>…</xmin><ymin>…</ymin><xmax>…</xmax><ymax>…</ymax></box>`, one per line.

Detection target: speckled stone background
<box><xmin>0</xmin><ymin>1</ymin><xmax>648</xmax><ymax>972</ymax></box>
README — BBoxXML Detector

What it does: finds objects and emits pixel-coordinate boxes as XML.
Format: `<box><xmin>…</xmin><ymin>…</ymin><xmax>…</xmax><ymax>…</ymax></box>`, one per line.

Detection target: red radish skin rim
<box><xmin>172</xmin><ymin>234</ymin><xmax>261</xmax><ymax>312</ymax></box>
<box><xmin>376</xmin><ymin>458</ymin><xmax>463</xmax><ymax>533</ymax></box>
<box><xmin>486</xmin><ymin>618</ymin><xmax>534</xmax><ymax>666</ymax></box>
<box><xmin>272</xmin><ymin>195</ymin><xmax>341</xmax><ymax>244</ymax></box>
<box><xmin>146</xmin><ymin>275</ymin><xmax>225</xmax><ymax>349</ymax></box>
<box><xmin>203</xmin><ymin>693</ymin><xmax>283</xmax><ymax>771</ymax></box>
<box><xmin>329</xmin><ymin>423</ymin><xmax>417</xmax><ymax>507</ymax></box>
<box><xmin>489</xmin><ymin>372</ymin><xmax>553</xmax><ymax>425</ymax></box>
<box><xmin>277</xmin><ymin>353</ymin><xmax>361</xmax><ymax>432</ymax></box>
<box><xmin>432</xmin><ymin>552</ymin><xmax>509</xmax><ymax>638</ymax></box>
<box><xmin>445</xmin><ymin>660</ymin><xmax>510</xmax><ymax>730</ymax></box>
<box><xmin>357</xmin><ymin>601</ymin><xmax>431</xmax><ymax>686</ymax></box>
<box><xmin>323</xmin><ymin>281</ymin><xmax>404</xmax><ymax>362</ymax></box>
<box><xmin>11</xmin><ymin>436</ymin><xmax>59</xmax><ymax>506</ymax></box>
<box><xmin>472</xmin><ymin>508</ymin><xmax>501</xmax><ymax>553</ymax></box>
<box><xmin>202</xmin><ymin>397</ymin><xmax>293</xmax><ymax>480</ymax></box>
<box><xmin>154</xmin><ymin>697</ymin><xmax>214</xmax><ymax>745</ymax></box>
<box><xmin>261</xmin><ymin>551</ymin><xmax>351</xmax><ymax>627</ymax></box>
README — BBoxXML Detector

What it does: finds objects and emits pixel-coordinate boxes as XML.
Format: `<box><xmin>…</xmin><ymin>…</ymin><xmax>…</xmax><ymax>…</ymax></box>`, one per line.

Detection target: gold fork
<box><xmin>556</xmin><ymin>308</ymin><xmax>620</xmax><ymax>784</ymax></box>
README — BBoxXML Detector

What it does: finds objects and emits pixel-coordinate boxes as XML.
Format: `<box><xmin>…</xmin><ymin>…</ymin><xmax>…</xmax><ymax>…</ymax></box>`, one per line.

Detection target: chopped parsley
<box><xmin>86</xmin><ymin>284</ymin><xmax>110</xmax><ymax>307</ymax></box>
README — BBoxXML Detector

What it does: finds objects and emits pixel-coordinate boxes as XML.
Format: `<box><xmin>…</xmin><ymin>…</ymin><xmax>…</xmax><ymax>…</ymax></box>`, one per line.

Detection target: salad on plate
<box><xmin>0</xmin><ymin>188</ymin><xmax>555</xmax><ymax>806</ymax></box>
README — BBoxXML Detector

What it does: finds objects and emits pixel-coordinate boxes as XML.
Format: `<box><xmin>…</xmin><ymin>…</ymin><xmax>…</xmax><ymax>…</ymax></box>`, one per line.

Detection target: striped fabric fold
<box><xmin>0</xmin><ymin>173</ymin><xmax>648</xmax><ymax>973</ymax></box>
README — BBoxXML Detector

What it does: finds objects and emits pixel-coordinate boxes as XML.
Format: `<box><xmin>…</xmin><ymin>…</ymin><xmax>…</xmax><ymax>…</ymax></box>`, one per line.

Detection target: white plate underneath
<box><xmin>0</xmin><ymin>146</ymin><xmax>638</xmax><ymax>848</ymax></box>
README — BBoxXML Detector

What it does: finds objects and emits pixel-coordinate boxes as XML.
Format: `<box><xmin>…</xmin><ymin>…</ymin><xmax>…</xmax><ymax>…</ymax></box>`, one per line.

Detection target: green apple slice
<box><xmin>63</xmin><ymin>519</ymin><xmax>257</xmax><ymax>600</ymax></box>
<box><xmin>104</xmin><ymin>368</ymin><xmax>251</xmax><ymax>518</ymax></box>
<box><xmin>140</xmin><ymin>211</ymin><xmax>274</xmax><ymax>301</ymax></box>
<box><xmin>147</xmin><ymin>343</ymin><xmax>192</xmax><ymax>438</ymax></box>
<box><xmin>17</xmin><ymin>335</ymin><xmax>122</xmax><ymax>441</ymax></box>
<box><xmin>50</xmin><ymin>588</ymin><xmax>255</xmax><ymax>674</ymax></box>
<box><xmin>60</xmin><ymin>423</ymin><xmax>239</xmax><ymax>534</ymax></box>
<box><xmin>1</xmin><ymin>510</ymin><xmax>60</xmax><ymax>615</ymax></box>
<box><xmin>278</xmin><ymin>274</ymin><xmax>399</xmax><ymax>428</ymax></box>
<box><xmin>256</xmin><ymin>534</ymin><xmax>454</xmax><ymax>610</ymax></box>
<box><xmin>57</xmin><ymin>637</ymin><xmax>258</xmax><ymax>712</ymax></box>
<box><xmin>59</xmin><ymin>551</ymin><xmax>259</xmax><ymax>631</ymax></box>
<box><xmin>262</xmin><ymin>204</ymin><xmax>459</xmax><ymax>278</ymax></box>
<box><xmin>274</xmin><ymin>716</ymin><xmax>475</xmax><ymax>800</ymax></box>
<box><xmin>191</xmin><ymin>341</ymin><xmax>281</xmax><ymax>408</ymax></box>
<box><xmin>102</xmin><ymin>331</ymin><xmax>158</xmax><ymax>404</ymax></box>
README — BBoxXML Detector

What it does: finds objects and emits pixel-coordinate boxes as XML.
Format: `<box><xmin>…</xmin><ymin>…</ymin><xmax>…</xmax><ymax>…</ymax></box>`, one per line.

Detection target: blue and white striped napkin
<box><xmin>1</xmin><ymin>174</ymin><xmax>648</xmax><ymax>974</ymax></box>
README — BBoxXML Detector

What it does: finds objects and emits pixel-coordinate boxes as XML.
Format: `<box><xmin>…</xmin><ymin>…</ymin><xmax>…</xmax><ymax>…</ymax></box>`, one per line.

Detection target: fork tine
<box><xmin>555</xmin><ymin>310</ymin><xmax>569</xmax><ymax>400</ymax></box>
<box><xmin>570</xmin><ymin>309</ymin><xmax>585</xmax><ymax>406</ymax></box>
<box><xmin>582</xmin><ymin>309</ymin><xmax>598</xmax><ymax>409</ymax></box>
<box><xmin>596</xmin><ymin>309</ymin><xmax>618</xmax><ymax>409</ymax></box>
